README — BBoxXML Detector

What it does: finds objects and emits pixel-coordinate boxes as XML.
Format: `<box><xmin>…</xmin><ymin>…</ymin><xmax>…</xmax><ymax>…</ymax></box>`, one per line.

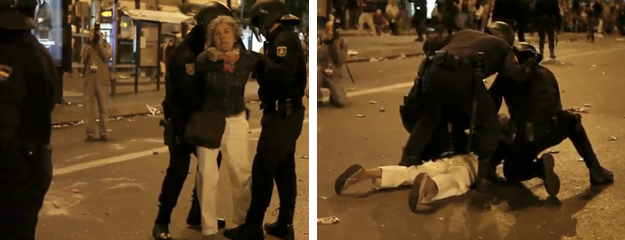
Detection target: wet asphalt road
<box><xmin>317</xmin><ymin>37</ymin><xmax>625</xmax><ymax>240</ymax></box>
<box><xmin>38</xmin><ymin>101</ymin><xmax>310</xmax><ymax>240</ymax></box>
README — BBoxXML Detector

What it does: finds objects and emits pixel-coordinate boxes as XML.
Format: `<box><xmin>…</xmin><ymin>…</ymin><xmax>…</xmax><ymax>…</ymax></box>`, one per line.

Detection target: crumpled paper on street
<box><xmin>146</xmin><ymin>105</ymin><xmax>162</xmax><ymax>116</ymax></box>
<box><xmin>318</xmin><ymin>216</ymin><xmax>340</xmax><ymax>225</ymax></box>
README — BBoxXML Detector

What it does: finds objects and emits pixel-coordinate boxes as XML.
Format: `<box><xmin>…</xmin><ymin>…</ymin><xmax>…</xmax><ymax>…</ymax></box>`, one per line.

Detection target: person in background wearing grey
<box><xmin>357</xmin><ymin>0</ymin><xmax>377</xmax><ymax>36</ymax></box>
<box><xmin>81</xmin><ymin>23</ymin><xmax>112</xmax><ymax>141</ymax></box>
<box><xmin>386</xmin><ymin>0</ymin><xmax>401</xmax><ymax>35</ymax></box>
<box><xmin>318</xmin><ymin>19</ymin><xmax>349</xmax><ymax>108</ymax></box>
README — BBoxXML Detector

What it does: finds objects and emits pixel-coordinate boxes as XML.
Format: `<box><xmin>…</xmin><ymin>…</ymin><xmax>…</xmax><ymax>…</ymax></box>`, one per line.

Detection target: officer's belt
<box><xmin>261</xmin><ymin>98</ymin><xmax>303</xmax><ymax>111</ymax></box>
<box><xmin>429</xmin><ymin>51</ymin><xmax>480</xmax><ymax>70</ymax></box>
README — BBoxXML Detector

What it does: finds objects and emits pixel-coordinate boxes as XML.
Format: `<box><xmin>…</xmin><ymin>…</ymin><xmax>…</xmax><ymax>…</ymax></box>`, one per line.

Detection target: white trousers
<box><xmin>373</xmin><ymin>155</ymin><xmax>478</xmax><ymax>204</ymax></box>
<box><xmin>196</xmin><ymin>114</ymin><xmax>251</xmax><ymax>235</ymax></box>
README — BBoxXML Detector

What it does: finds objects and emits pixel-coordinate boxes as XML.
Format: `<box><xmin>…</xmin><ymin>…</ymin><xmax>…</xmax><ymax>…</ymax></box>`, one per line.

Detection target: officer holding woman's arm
<box><xmin>0</xmin><ymin>0</ymin><xmax>57</xmax><ymax>238</ymax></box>
<box><xmin>223</xmin><ymin>1</ymin><xmax>307</xmax><ymax>239</ymax></box>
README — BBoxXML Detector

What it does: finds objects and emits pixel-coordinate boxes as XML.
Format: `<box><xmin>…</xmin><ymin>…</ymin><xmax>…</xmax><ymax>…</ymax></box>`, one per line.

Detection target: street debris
<box><xmin>567</xmin><ymin>107</ymin><xmax>588</xmax><ymax>113</ymax></box>
<box><xmin>583</xmin><ymin>104</ymin><xmax>591</xmax><ymax>107</ymax></box>
<box><xmin>548</xmin><ymin>149</ymin><xmax>560</xmax><ymax>154</ymax></box>
<box><xmin>53</xmin><ymin>202</ymin><xmax>60</xmax><ymax>209</ymax></box>
<box><xmin>146</xmin><ymin>105</ymin><xmax>162</xmax><ymax>116</ymax></box>
<box><xmin>153</xmin><ymin>151</ymin><xmax>159</xmax><ymax>155</ymax></box>
<box><xmin>105</xmin><ymin>212</ymin><xmax>110</xmax><ymax>216</ymax></box>
<box><xmin>378</xmin><ymin>70</ymin><xmax>384</xmax><ymax>73</ymax></box>
<box><xmin>356</xmin><ymin>114</ymin><xmax>365</xmax><ymax>118</ymax></box>
<box><xmin>318</xmin><ymin>216</ymin><xmax>340</xmax><ymax>225</ymax></box>
<box><xmin>592</xmin><ymin>64</ymin><xmax>597</xmax><ymax>68</ymax></box>
<box><xmin>348</xmin><ymin>50</ymin><xmax>358</xmax><ymax>56</ymax></box>
<box><xmin>70</xmin><ymin>189</ymin><xmax>81</xmax><ymax>193</ymax></box>
<box><xmin>369</xmin><ymin>100</ymin><xmax>378</xmax><ymax>104</ymax></box>
<box><xmin>578</xmin><ymin>158</ymin><xmax>584</xmax><ymax>162</ymax></box>
<box><xmin>347</xmin><ymin>88</ymin><xmax>355</xmax><ymax>92</ymax></box>
<box><xmin>438</xmin><ymin>217</ymin><xmax>444</xmax><ymax>221</ymax></box>
<box><xmin>608</xmin><ymin>136</ymin><xmax>618</xmax><ymax>141</ymax></box>
<box><xmin>77</xmin><ymin>104</ymin><xmax>83</xmax><ymax>107</ymax></box>
<box><xmin>379</xmin><ymin>108</ymin><xmax>386</xmax><ymax>112</ymax></box>
<box><xmin>369</xmin><ymin>58</ymin><xmax>379</xmax><ymax>62</ymax></box>
<box><xmin>399</xmin><ymin>53</ymin><xmax>406</xmax><ymax>59</ymax></box>
<box><xmin>319</xmin><ymin>196</ymin><xmax>327</xmax><ymax>200</ymax></box>
<box><xmin>300</xmin><ymin>155</ymin><xmax>309</xmax><ymax>159</ymax></box>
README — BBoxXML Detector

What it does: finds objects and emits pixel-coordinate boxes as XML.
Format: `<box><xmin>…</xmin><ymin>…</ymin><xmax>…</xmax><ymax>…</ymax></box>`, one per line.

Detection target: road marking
<box><xmin>53</xmin><ymin>118</ymin><xmax>310</xmax><ymax>176</ymax></box>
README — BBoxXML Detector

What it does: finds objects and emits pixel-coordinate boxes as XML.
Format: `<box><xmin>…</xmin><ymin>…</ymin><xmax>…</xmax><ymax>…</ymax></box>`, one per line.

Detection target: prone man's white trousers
<box><xmin>373</xmin><ymin>155</ymin><xmax>478</xmax><ymax>203</ymax></box>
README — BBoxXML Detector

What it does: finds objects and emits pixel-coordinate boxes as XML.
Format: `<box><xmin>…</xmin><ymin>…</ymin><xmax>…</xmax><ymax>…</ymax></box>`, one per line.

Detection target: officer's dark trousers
<box><xmin>413</xmin><ymin>14</ymin><xmax>426</xmax><ymax>39</ymax></box>
<box><xmin>587</xmin><ymin>17</ymin><xmax>599</xmax><ymax>41</ymax></box>
<box><xmin>156</xmin><ymin>139</ymin><xmax>222</xmax><ymax>225</ymax></box>
<box><xmin>495</xmin><ymin>111</ymin><xmax>600</xmax><ymax>181</ymax></box>
<box><xmin>246</xmin><ymin>107</ymin><xmax>305</xmax><ymax>227</ymax></box>
<box><xmin>0</xmin><ymin>145</ymin><xmax>53</xmax><ymax>240</ymax></box>
<box><xmin>403</xmin><ymin>65</ymin><xmax>500</xmax><ymax>164</ymax></box>
<box><xmin>537</xmin><ymin>19</ymin><xmax>556</xmax><ymax>51</ymax></box>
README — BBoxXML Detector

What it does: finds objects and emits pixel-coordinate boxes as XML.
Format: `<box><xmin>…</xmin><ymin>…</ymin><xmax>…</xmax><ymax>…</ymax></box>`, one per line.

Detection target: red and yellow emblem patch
<box><xmin>0</xmin><ymin>64</ymin><xmax>13</xmax><ymax>82</ymax></box>
<box><xmin>185</xmin><ymin>63</ymin><xmax>195</xmax><ymax>75</ymax></box>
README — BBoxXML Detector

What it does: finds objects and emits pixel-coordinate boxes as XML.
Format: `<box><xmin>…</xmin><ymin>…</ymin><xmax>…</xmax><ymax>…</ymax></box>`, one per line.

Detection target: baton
<box><xmin>467</xmin><ymin>52</ymin><xmax>485</xmax><ymax>154</ymax></box>
<box><xmin>345</xmin><ymin>62</ymin><xmax>356</xmax><ymax>84</ymax></box>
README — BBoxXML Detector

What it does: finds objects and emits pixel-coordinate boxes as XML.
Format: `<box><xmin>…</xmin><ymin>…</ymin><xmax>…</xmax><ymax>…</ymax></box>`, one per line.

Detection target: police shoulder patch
<box><xmin>277</xmin><ymin>46</ymin><xmax>287</xmax><ymax>57</ymax></box>
<box><xmin>0</xmin><ymin>64</ymin><xmax>13</xmax><ymax>82</ymax></box>
<box><xmin>185</xmin><ymin>63</ymin><xmax>195</xmax><ymax>75</ymax></box>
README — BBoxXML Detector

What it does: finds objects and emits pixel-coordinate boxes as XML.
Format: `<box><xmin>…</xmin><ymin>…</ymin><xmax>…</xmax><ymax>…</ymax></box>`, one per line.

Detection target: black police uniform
<box><xmin>400</xmin><ymin>27</ymin><xmax>537</xmax><ymax>184</ymax></box>
<box><xmin>0</xmin><ymin>2</ymin><xmax>57</xmax><ymax>238</ymax></box>
<box><xmin>492</xmin><ymin>0</ymin><xmax>529</xmax><ymax>42</ymax></box>
<box><xmin>437</xmin><ymin>0</ymin><xmax>460</xmax><ymax>34</ymax></box>
<box><xmin>532</xmin><ymin>0</ymin><xmax>561</xmax><ymax>58</ymax></box>
<box><xmin>412</xmin><ymin>0</ymin><xmax>427</xmax><ymax>41</ymax></box>
<box><xmin>489</xmin><ymin>46</ymin><xmax>614</xmax><ymax>188</ymax></box>
<box><xmin>245</xmin><ymin>22</ymin><xmax>307</xmax><ymax>239</ymax></box>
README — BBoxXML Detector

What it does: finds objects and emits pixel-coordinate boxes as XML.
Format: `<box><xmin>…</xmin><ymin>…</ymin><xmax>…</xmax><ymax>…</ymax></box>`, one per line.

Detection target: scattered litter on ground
<box><xmin>348</xmin><ymin>50</ymin><xmax>358</xmax><ymax>56</ymax></box>
<box><xmin>70</xmin><ymin>189</ymin><xmax>81</xmax><ymax>193</ymax></box>
<box><xmin>53</xmin><ymin>202</ymin><xmax>60</xmax><ymax>208</ymax></box>
<box><xmin>608</xmin><ymin>136</ymin><xmax>618</xmax><ymax>141</ymax></box>
<box><xmin>583</xmin><ymin>104</ymin><xmax>591</xmax><ymax>107</ymax></box>
<box><xmin>378</xmin><ymin>70</ymin><xmax>384</xmax><ymax>73</ymax></box>
<box><xmin>438</xmin><ymin>217</ymin><xmax>444</xmax><ymax>221</ymax></box>
<box><xmin>347</xmin><ymin>88</ymin><xmax>355</xmax><ymax>92</ymax></box>
<box><xmin>153</xmin><ymin>151</ymin><xmax>159</xmax><ymax>155</ymax></box>
<box><xmin>318</xmin><ymin>216</ymin><xmax>340</xmax><ymax>225</ymax></box>
<box><xmin>356</xmin><ymin>114</ymin><xmax>365</xmax><ymax>118</ymax></box>
<box><xmin>578</xmin><ymin>158</ymin><xmax>584</xmax><ymax>162</ymax></box>
<box><xmin>146</xmin><ymin>105</ymin><xmax>161</xmax><ymax>116</ymax></box>
<box><xmin>567</xmin><ymin>107</ymin><xmax>588</xmax><ymax>113</ymax></box>
<box><xmin>300</xmin><ymin>155</ymin><xmax>309</xmax><ymax>159</ymax></box>
<box><xmin>318</xmin><ymin>196</ymin><xmax>327</xmax><ymax>200</ymax></box>
<box><xmin>369</xmin><ymin>100</ymin><xmax>378</xmax><ymax>104</ymax></box>
<box><xmin>379</xmin><ymin>108</ymin><xmax>386</xmax><ymax>112</ymax></box>
<box><xmin>548</xmin><ymin>149</ymin><xmax>560</xmax><ymax>154</ymax></box>
<box><xmin>369</xmin><ymin>58</ymin><xmax>379</xmax><ymax>62</ymax></box>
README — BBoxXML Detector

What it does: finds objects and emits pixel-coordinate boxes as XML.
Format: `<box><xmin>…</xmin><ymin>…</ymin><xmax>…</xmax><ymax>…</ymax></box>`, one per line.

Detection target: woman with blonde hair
<box><xmin>184</xmin><ymin>15</ymin><xmax>257</xmax><ymax>238</ymax></box>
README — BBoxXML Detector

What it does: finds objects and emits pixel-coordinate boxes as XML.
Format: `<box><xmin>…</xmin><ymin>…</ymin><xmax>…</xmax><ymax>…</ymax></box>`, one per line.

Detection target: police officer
<box><xmin>532</xmin><ymin>0</ymin><xmax>561</xmax><ymax>59</ymax></box>
<box><xmin>0</xmin><ymin>0</ymin><xmax>57</xmax><ymax>238</ymax></box>
<box><xmin>437</xmin><ymin>0</ymin><xmax>460</xmax><ymax>34</ymax></box>
<box><xmin>412</xmin><ymin>0</ymin><xmax>427</xmax><ymax>41</ymax></box>
<box><xmin>489</xmin><ymin>42</ymin><xmax>614</xmax><ymax>196</ymax></box>
<box><xmin>492</xmin><ymin>0</ymin><xmax>529</xmax><ymax>42</ymax></box>
<box><xmin>318</xmin><ymin>19</ymin><xmax>348</xmax><ymax>108</ymax></box>
<box><xmin>399</xmin><ymin>22</ymin><xmax>540</xmax><ymax>188</ymax></box>
<box><xmin>153</xmin><ymin>2</ymin><xmax>234</xmax><ymax>239</ymax></box>
<box><xmin>223</xmin><ymin>0</ymin><xmax>306</xmax><ymax>239</ymax></box>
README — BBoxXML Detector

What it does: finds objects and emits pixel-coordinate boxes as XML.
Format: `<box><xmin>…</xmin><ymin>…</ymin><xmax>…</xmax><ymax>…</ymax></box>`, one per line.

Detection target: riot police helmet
<box><xmin>0</xmin><ymin>0</ymin><xmax>36</xmax><ymax>30</ymax></box>
<box><xmin>484</xmin><ymin>21</ymin><xmax>515</xmax><ymax>46</ymax></box>
<box><xmin>249</xmin><ymin>0</ymin><xmax>300</xmax><ymax>41</ymax></box>
<box><xmin>194</xmin><ymin>1</ymin><xmax>233</xmax><ymax>27</ymax></box>
<box><xmin>514</xmin><ymin>42</ymin><xmax>543</xmax><ymax>64</ymax></box>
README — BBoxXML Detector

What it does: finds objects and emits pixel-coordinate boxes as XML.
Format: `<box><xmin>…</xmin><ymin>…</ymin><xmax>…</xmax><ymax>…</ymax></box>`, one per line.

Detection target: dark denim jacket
<box><xmin>192</xmin><ymin>49</ymin><xmax>257</xmax><ymax>117</ymax></box>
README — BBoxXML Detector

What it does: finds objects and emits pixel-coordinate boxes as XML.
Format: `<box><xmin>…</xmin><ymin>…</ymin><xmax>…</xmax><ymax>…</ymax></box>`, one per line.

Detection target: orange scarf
<box><xmin>206</xmin><ymin>47</ymin><xmax>240</xmax><ymax>73</ymax></box>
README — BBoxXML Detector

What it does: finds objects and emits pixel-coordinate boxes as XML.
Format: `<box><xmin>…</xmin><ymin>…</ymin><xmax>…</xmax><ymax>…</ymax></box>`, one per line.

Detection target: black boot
<box><xmin>152</xmin><ymin>222</ymin><xmax>173</xmax><ymax>240</ymax></box>
<box><xmin>538</xmin><ymin>153</ymin><xmax>561</xmax><ymax>197</ymax></box>
<box><xmin>186</xmin><ymin>197</ymin><xmax>201</xmax><ymax>228</ymax></box>
<box><xmin>475</xmin><ymin>158</ymin><xmax>498</xmax><ymax>192</ymax></box>
<box><xmin>549</xmin><ymin>49</ymin><xmax>556</xmax><ymax>59</ymax></box>
<box><xmin>398</xmin><ymin>153</ymin><xmax>421</xmax><ymax>167</ymax></box>
<box><xmin>223</xmin><ymin>224</ymin><xmax>264</xmax><ymax>240</ymax></box>
<box><xmin>264</xmin><ymin>209</ymin><xmax>295</xmax><ymax>240</ymax></box>
<box><xmin>589</xmin><ymin>165</ymin><xmax>614</xmax><ymax>185</ymax></box>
